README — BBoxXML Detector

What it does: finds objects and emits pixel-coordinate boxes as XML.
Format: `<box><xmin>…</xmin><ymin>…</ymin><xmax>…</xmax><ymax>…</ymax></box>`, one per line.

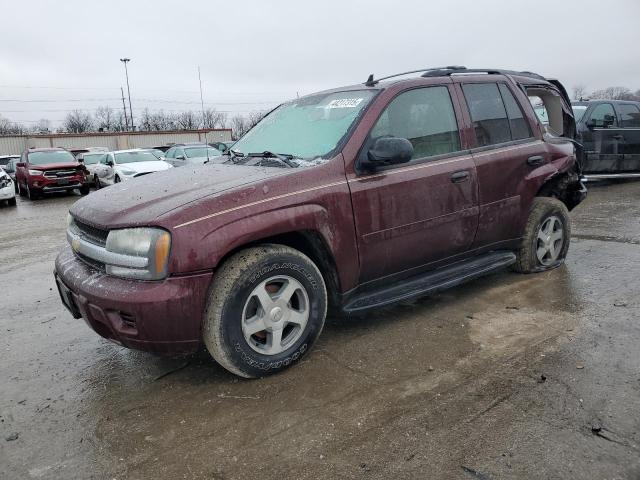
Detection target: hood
<box><xmin>70</xmin><ymin>163</ymin><xmax>288</xmax><ymax>228</ymax></box>
<box><xmin>28</xmin><ymin>162</ymin><xmax>82</xmax><ymax>171</ymax></box>
<box><xmin>116</xmin><ymin>160</ymin><xmax>172</xmax><ymax>173</ymax></box>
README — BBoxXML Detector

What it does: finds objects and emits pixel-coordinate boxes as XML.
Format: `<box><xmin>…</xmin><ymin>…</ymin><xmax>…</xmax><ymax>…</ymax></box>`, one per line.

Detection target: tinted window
<box><xmin>462</xmin><ymin>83</ymin><xmax>511</xmax><ymax>147</ymax></box>
<box><xmin>370</xmin><ymin>86</ymin><xmax>460</xmax><ymax>161</ymax></box>
<box><xmin>589</xmin><ymin>103</ymin><xmax>617</xmax><ymax>127</ymax></box>
<box><xmin>618</xmin><ymin>104</ymin><xmax>640</xmax><ymax>128</ymax></box>
<box><xmin>498</xmin><ymin>84</ymin><xmax>531</xmax><ymax>140</ymax></box>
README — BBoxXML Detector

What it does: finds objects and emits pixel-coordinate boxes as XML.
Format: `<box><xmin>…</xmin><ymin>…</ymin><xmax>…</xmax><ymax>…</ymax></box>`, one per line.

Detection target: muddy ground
<box><xmin>1</xmin><ymin>182</ymin><xmax>639</xmax><ymax>480</ymax></box>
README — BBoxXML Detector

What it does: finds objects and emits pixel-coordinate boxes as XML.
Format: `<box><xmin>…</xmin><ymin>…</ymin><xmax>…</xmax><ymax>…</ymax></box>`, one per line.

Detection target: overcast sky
<box><xmin>1</xmin><ymin>0</ymin><xmax>639</xmax><ymax>127</ymax></box>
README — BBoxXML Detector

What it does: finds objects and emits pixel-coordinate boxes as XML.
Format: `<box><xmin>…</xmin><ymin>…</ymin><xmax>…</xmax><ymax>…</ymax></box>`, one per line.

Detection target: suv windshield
<box><xmin>571</xmin><ymin>105</ymin><xmax>587</xmax><ymax>122</ymax></box>
<box><xmin>231</xmin><ymin>90</ymin><xmax>376</xmax><ymax>161</ymax></box>
<box><xmin>115</xmin><ymin>151</ymin><xmax>160</xmax><ymax>164</ymax></box>
<box><xmin>83</xmin><ymin>153</ymin><xmax>104</xmax><ymax>165</ymax></box>
<box><xmin>28</xmin><ymin>150</ymin><xmax>76</xmax><ymax>165</ymax></box>
<box><xmin>185</xmin><ymin>147</ymin><xmax>221</xmax><ymax>158</ymax></box>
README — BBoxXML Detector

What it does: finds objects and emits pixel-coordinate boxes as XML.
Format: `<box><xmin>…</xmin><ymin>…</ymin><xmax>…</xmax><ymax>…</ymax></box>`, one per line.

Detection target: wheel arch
<box><xmin>535</xmin><ymin>170</ymin><xmax>584</xmax><ymax>211</ymax></box>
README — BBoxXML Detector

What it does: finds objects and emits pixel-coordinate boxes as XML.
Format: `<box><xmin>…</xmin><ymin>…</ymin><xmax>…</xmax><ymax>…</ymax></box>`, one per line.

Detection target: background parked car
<box><xmin>2</xmin><ymin>158</ymin><xmax>20</xmax><ymax>192</ymax></box>
<box><xmin>163</xmin><ymin>144</ymin><xmax>223</xmax><ymax>167</ymax></box>
<box><xmin>572</xmin><ymin>100</ymin><xmax>640</xmax><ymax>178</ymax></box>
<box><xmin>15</xmin><ymin>147</ymin><xmax>90</xmax><ymax>200</ymax></box>
<box><xmin>0</xmin><ymin>167</ymin><xmax>17</xmax><ymax>206</ymax></box>
<box><xmin>93</xmin><ymin>149</ymin><xmax>172</xmax><ymax>188</ymax></box>
<box><xmin>0</xmin><ymin>154</ymin><xmax>20</xmax><ymax>168</ymax></box>
<box><xmin>77</xmin><ymin>152</ymin><xmax>108</xmax><ymax>188</ymax></box>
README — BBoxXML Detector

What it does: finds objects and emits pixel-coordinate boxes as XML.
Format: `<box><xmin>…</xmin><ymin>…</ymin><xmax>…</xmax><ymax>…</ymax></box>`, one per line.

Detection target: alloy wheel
<box><xmin>536</xmin><ymin>215</ymin><xmax>564</xmax><ymax>266</ymax></box>
<box><xmin>241</xmin><ymin>275</ymin><xmax>310</xmax><ymax>355</ymax></box>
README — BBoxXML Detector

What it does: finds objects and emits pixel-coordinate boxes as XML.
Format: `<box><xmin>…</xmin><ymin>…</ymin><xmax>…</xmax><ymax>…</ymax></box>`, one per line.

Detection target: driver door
<box><xmin>348</xmin><ymin>85</ymin><xmax>479</xmax><ymax>282</ymax></box>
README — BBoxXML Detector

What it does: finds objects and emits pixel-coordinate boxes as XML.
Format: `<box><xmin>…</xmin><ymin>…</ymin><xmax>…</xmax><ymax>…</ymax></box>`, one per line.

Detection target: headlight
<box><xmin>105</xmin><ymin>228</ymin><xmax>171</xmax><ymax>280</ymax></box>
<box><xmin>28</xmin><ymin>169</ymin><xmax>43</xmax><ymax>176</ymax></box>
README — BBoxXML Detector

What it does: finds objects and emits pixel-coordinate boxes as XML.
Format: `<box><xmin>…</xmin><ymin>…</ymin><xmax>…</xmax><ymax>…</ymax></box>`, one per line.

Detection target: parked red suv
<box><xmin>16</xmin><ymin>147</ymin><xmax>89</xmax><ymax>200</ymax></box>
<box><xmin>55</xmin><ymin>67</ymin><xmax>586</xmax><ymax>378</ymax></box>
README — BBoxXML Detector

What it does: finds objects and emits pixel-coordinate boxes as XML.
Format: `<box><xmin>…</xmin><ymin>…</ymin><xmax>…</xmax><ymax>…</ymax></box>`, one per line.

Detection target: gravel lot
<box><xmin>1</xmin><ymin>182</ymin><xmax>639</xmax><ymax>479</ymax></box>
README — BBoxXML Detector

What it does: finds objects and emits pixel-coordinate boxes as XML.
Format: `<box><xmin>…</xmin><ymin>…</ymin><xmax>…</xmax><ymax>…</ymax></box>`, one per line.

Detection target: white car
<box><xmin>0</xmin><ymin>167</ymin><xmax>17</xmax><ymax>206</ymax></box>
<box><xmin>93</xmin><ymin>149</ymin><xmax>173</xmax><ymax>188</ymax></box>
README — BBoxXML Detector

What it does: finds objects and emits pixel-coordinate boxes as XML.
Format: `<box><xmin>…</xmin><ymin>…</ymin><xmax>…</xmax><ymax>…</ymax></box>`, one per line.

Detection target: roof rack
<box><xmin>364</xmin><ymin>66</ymin><xmax>467</xmax><ymax>86</ymax></box>
<box><xmin>364</xmin><ymin>66</ymin><xmax>545</xmax><ymax>86</ymax></box>
<box><xmin>421</xmin><ymin>67</ymin><xmax>545</xmax><ymax>80</ymax></box>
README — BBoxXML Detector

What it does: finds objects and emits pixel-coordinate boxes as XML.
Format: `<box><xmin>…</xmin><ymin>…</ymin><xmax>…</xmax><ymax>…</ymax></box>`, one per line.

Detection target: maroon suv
<box><xmin>54</xmin><ymin>67</ymin><xmax>586</xmax><ymax>378</ymax></box>
<box><xmin>16</xmin><ymin>147</ymin><xmax>89</xmax><ymax>200</ymax></box>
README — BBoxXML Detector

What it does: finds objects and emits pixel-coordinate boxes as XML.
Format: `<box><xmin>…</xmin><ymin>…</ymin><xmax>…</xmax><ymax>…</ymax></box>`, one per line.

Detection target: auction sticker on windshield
<box><xmin>326</xmin><ymin>98</ymin><xmax>364</xmax><ymax>109</ymax></box>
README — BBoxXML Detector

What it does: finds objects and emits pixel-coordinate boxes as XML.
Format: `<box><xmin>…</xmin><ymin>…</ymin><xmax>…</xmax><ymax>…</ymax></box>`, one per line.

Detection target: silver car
<box><xmin>164</xmin><ymin>144</ymin><xmax>222</xmax><ymax>167</ymax></box>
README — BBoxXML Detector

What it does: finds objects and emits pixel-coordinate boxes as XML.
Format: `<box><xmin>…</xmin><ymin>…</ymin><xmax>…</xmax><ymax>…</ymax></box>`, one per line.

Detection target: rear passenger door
<box><xmin>349</xmin><ymin>85</ymin><xmax>479</xmax><ymax>282</ymax></box>
<box><xmin>459</xmin><ymin>81</ymin><xmax>542</xmax><ymax>248</ymax></box>
<box><xmin>615</xmin><ymin>103</ymin><xmax>640</xmax><ymax>172</ymax></box>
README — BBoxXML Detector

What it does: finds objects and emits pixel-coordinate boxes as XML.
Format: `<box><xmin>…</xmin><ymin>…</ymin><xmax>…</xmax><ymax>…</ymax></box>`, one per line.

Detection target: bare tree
<box><xmin>202</xmin><ymin>108</ymin><xmax>227</xmax><ymax>129</ymax></box>
<box><xmin>590</xmin><ymin>86</ymin><xmax>635</xmax><ymax>100</ymax></box>
<box><xmin>64</xmin><ymin>110</ymin><xmax>93</xmax><ymax>133</ymax></box>
<box><xmin>247</xmin><ymin>111</ymin><xmax>266</xmax><ymax>129</ymax></box>
<box><xmin>230</xmin><ymin>115</ymin><xmax>248</xmax><ymax>140</ymax></box>
<box><xmin>139</xmin><ymin>108</ymin><xmax>153</xmax><ymax>131</ymax></box>
<box><xmin>111</xmin><ymin>111</ymin><xmax>128</xmax><ymax>132</ymax></box>
<box><xmin>95</xmin><ymin>106</ymin><xmax>115</xmax><ymax>131</ymax></box>
<box><xmin>0</xmin><ymin>115</ymin><xmax>27</xmax><ymax>135</ymax></box>
<box><xmin>572</xmin><ymin>85</ymin><xmax>588</xmax><ymax>101</ymax></box>
<box><xmin>150</xmin><ymin>110</ymin><xmax>176</xmax><ymax>131</ymax></box>
<box><xmin>175</xmin><ymin>111</ymin><xmax>199</xmax><ymax>130</ymax></box>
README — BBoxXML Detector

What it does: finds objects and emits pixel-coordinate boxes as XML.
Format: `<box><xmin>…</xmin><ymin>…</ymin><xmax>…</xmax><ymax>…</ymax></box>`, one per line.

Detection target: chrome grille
<box><xmin>43</xmin><ymin>169</ymin><xmax>78</xmax><ymax>178</ymax></box>
<box><xmin>74</xmin><ymin>219</ymin><xmax>108</xmax><ymax>247</ymax></box>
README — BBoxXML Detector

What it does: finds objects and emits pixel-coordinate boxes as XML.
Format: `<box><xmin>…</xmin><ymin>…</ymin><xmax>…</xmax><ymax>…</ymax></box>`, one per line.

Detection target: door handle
<box><xmin>612</xmin><ymin>134</ymin><xmax>623</xmax><ymax>140</ymax></box>
<box><xmin>526</xmin><ymin>155</ymin><xmax>545</xmax><ymax>167</ymax></box>
<box><xmin>450</xmin><ymin>170</ymin><xmax>470</xmax><ymax>183</ymax></box>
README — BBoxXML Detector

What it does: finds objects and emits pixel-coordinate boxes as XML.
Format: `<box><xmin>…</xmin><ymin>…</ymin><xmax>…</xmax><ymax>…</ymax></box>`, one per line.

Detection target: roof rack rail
<box><xmin>364</xmin><ymin>66</ymin><xmax>467</xmax><ymax>86</ymax></box>
<box><xmin>421</xmin><ymin>67</ymin><xmax>545</xmax><ymax>81</ymax></box>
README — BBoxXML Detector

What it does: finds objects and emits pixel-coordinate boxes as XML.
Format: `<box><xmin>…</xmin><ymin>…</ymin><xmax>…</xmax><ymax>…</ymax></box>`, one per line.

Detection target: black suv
<box><xmin>572</xmin><ymin>100</ymin><xmax>640</xmax><ymax>178</ymax></box>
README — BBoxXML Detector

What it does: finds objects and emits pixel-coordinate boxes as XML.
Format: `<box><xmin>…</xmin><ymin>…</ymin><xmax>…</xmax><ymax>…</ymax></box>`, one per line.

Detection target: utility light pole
<box><xmin>120</xmin><ymin>58</ymin><xmax>133</xmax><ymax>130</ymax></box>
<box><xmin>120</xmin><ymin>86</ymin><xmax>129</xmax><ymax>130</ymax></box>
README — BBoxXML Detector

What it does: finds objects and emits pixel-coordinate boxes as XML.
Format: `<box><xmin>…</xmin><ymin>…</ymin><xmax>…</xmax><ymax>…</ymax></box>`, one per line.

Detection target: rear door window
<box><xmin>369</xmin><ymin>86</ymin><xmax>461</xmax><ymax>162</ymax></box>
<box><xmin>588</xmin><ymin>103</ymin><xmax>617</xmax><ymax>127</ymax></box>
<box><xmin>617</xmin><ymin>104</ymin><xmax>640</xmax><ymax>128</ymax></box>
<box><xmin>462</xmin><ymin>83</ymin><xmax>512</xmax><ymax>147</ymax></box>
<box><xmin>498</xmin><ymin>84</ymin><xmax>532</xmax><ymax>140</ymax></box>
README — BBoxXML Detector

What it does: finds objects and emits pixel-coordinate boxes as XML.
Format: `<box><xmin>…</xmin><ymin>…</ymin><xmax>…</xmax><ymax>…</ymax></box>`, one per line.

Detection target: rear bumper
<box><xmin>54</xmin><ymin>246</ymin><xmax>212</xmax><ymax>354</ymax></box>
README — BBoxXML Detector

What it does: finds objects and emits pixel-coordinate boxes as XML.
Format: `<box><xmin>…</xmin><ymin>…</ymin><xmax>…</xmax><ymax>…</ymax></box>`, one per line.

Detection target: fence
<box><xmin>0</xmin><ymin>129</ymin><xmax>232</xmax><ymax>155</ymax></box>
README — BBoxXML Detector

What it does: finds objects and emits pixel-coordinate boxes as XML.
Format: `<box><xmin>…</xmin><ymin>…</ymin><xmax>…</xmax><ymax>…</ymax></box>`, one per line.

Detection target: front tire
<box><xmin>26</xmin><ymin>184</ymin><xmax>40</xmax><ymax>200</ymax></box>
<box><xmin>513</xmin><ymin>197</ymin><xmax>571</xmax><ymax>273</ymax></box>
<box><xmin>203</xmin><ymin>244</ymin><xmax>327</xmax><ymax>378</ymax></box>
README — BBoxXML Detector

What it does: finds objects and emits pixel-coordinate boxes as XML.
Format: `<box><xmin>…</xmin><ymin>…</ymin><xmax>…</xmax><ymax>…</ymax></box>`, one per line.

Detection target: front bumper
<box><xmin>0</xmin><ymin>184</ymin><xmax>15</xmax><ymax>200</ymax></box>
<box><xmin>30</xmin><ymin>175</ymin><xmax>88</xmax><ymax>192</ymax></box>
<box><xmin>54</xmin><ymin>246</ymin><xmax>213</xmax><ymax>354</ymax></box>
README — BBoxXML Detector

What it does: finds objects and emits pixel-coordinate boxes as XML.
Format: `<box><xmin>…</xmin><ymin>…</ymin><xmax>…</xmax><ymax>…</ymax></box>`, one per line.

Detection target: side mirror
<box><xmin>16</xmin><ymin>162</ymin><xmax>26</xmax><ymax>168</ymax></box>
<box><xmin>77</xmin><ymin>158</ymin><xmax>85</xmax><ymax>163</ymax></box>
<box><xmin>603</xmin><ymin>114</ymin><xmax>615</xmax><ymax>127</ymax></box>
<box><xmin>106</xmin><ymin>159</ymin><xmax>114</xmax><ymax>167</ymax></box>
<box><xmin>364</xmin><ymin>137</ymin><xmax>413</xmax><ymax>170</ymax></box>
<box><xmin>175</xmin><ymin>155</ymin><xmax>186</xmax><ymax>160</ymax></box>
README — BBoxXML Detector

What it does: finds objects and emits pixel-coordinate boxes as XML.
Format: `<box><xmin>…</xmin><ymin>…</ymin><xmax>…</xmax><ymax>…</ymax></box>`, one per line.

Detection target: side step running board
<box><xmin>582</xmin><ymin>173</ymin><xmax>640</xmax><ymax>181</ymax></box>
<box><xmin>343</xmin><ymin>251</ymin><xmax>516</xmax><ymax>313</ymax></box>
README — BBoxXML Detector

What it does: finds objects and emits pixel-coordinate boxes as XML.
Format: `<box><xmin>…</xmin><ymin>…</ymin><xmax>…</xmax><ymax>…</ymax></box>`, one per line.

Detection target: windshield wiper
<box><xmin>247</xmin><ymin>151</ymin><xmax>298</xmax><ymax>168</ymax></box>
<box><xmin>221</xmin><ymin>149</ymin><xmax>246</xmax><ymax>164</ymax></box>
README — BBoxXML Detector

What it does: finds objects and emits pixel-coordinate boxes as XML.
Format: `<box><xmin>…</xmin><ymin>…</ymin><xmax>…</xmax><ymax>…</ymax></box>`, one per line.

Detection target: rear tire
<box><xmin>203</xmin><ymin>244</ymin><xmax>327</xmax><ymax>378</ymax></box>
<box><xmin>513</xmin><ymin>197</ymin><xmax>571</xmax><ymax>273</ymax></box>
